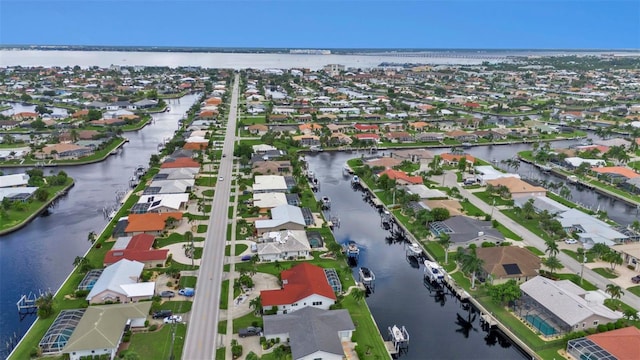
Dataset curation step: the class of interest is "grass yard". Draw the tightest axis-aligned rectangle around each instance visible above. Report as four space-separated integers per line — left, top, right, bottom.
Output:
592 267 618 279
235 244 248 254
220 279 230 309
197 224 208 233
526 246 544 256
156 300 193 314
627 285 640 297
474 191 514 207
179 276 198 288
494 223 522 241
460 200 486 217
128 323 187 360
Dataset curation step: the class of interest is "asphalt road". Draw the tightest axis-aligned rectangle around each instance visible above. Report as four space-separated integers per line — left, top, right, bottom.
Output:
441 171 640 310
183 74 239 360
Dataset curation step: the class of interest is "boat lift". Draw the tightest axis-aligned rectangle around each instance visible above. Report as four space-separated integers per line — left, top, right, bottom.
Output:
386 325 409 355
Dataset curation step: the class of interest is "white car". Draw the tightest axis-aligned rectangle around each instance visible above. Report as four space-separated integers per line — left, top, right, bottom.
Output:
219 176 224 181
564 238 578 245
163 315 183 324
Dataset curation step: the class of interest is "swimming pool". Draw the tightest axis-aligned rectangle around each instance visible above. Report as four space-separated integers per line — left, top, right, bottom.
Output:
525 314 557 336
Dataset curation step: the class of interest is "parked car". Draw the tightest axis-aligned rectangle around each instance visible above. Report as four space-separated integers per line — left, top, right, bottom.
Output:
152 310 173 319
564 238 578 245
178 288 195 297
241 255 252 261
163 315 183 324
159 290 175 298
632 275 640 284
238 326 262 338
250 243 258 253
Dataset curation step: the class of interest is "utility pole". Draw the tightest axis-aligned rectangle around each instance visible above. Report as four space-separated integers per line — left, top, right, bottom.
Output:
490 198 496 219
579 250 586 285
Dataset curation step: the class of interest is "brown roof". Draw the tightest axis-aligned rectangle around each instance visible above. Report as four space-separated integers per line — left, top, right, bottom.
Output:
365 157 402 169
423 199 463 216
587 326 640 360
125 212 183 233
475 247 541 279
486 177 546 195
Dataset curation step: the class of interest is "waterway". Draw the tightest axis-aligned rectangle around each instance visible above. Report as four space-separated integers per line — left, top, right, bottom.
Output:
306 151 527 360
0 94 199 357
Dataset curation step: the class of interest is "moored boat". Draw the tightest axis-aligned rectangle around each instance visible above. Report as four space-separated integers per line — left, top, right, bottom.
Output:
424 260 446 283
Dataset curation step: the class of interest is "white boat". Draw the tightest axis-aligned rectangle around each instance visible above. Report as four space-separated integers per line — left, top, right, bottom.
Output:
407 243 422 255
352 175 359 184
424 260 446 283
390 325 406 342
567 175 578 183
346 241 360 257
359 267 375 283
322 196 331 209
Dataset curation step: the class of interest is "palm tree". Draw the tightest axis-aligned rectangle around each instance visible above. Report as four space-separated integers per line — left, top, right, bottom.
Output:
35 292 54 318
545 239 559 258
543 256 562 276
249 295 263 315
351 288 366 303
605 284 624 300
460 249 484 289
438 233 452 264
87 231 97 244
184 231 194 267
559 186 572 200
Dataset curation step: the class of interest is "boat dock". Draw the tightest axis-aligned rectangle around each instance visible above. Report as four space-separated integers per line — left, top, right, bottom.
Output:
385 325 409 356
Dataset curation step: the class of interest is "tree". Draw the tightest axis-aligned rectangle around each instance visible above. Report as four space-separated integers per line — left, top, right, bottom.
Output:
603 250 623 271
351 288 366 303
487 279 521 305
559 186 572 200
589 243 610 260
249 295 263 315
73 256 87 268
34 188 49 202
623 308 639 321
459 248 484 289
87 231 97 244
35 292 54 318
543 256 562 276
605 284 624 300
438 233 452 264
431 207 451 221
184 231 194 267
520 199 536 220
123 351 141 360
35 104 52 115
544 239 559 258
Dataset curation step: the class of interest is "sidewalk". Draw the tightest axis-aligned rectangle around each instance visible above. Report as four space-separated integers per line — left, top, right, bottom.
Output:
436 170 640 310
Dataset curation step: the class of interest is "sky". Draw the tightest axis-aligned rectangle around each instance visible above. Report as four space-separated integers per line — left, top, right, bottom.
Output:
0 0 638 49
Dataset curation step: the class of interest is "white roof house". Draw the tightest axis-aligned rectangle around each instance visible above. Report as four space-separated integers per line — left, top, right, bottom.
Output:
155 167 198 180
257 230 311 261
86 259 155 304
520 276 622 329
474 165 520 185
0 186 38 201
146 179 194 194
253 175 288 193
136 193 189 212
0 173 29 188
253 192 288 209
564 157 606 168
404 184 447 199
255 204 306 235
514 195 570 215
253 144 278 154
557 208 628 246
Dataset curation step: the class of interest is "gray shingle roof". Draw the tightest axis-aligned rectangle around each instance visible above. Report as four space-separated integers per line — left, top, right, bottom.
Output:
264 307 354 359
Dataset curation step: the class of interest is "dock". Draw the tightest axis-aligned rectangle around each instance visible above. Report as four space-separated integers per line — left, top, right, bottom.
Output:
386 325 409 356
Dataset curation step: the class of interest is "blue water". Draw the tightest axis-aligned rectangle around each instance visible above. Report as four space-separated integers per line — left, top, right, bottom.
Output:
524 314 557 336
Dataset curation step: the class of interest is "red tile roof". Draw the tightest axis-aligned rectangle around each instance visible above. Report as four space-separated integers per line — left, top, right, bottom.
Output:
440 153 476 163
160 158 200 168
378 169 423 185
592 166 640 179
463 102 480 108
354 133 380 140
125 212 183 233
587 326 640 360
260 263 336 306
104 234 168 265
354 123 379 131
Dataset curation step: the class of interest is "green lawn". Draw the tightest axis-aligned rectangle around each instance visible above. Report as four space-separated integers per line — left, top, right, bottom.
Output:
561 249 594 263
340 295 389 359
215 347 226 360
220 279 230 309
494 223 522 241
525 246 544 256
202 189 215 197
232 312 263 333
553 273 598 291
128 323 187 360
235 244 248 254
627 285 640 297
179 276 198 288
474 191 514 207
197 224 208 233
501 210 554 242
460 200 486 217
156 300 193 314
592 267 618 279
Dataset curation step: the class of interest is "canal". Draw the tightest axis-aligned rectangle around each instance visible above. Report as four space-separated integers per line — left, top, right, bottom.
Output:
0 94 199 356
306 151 527 360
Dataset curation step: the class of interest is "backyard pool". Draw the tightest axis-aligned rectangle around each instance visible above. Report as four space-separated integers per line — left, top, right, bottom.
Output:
525 314 557 336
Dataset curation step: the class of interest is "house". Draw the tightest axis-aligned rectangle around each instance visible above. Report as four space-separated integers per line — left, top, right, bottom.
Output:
353 133 380 142
0 186 38 202
292 134 321 147
415 132 445 142
247 124 269 136
252 161 293 175
85 259 155 304
261 263 337 314
611 243 640 271
37 143 93 160
513 196 570 215
486 177 546 199
404 184 447 199
62 302 151 360
143 179 194 195
0 173 29 188
124 212 183 236
390 148 435 163
429 216 504 247
263 307 355 360
353 123 379 132
445 130 478 142
153 167 198 181
254 204 306 235
160 157 200 169
131 193 189 213
564 157 605 168
440 153 476 166
592 166 640 184
475 247 541 284
252 144 278 154
474 165 520 185
253 175 288 193
518 276 622 336
133 99 158 109
567 326 640 360
253 192 289 212
385 131 413 143
377 169 423 185
365 156 402 169
556 208 628 246
256 230 312 261
104 234 168 268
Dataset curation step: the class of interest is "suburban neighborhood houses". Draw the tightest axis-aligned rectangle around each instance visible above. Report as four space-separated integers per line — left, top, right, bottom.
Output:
4 54 640 360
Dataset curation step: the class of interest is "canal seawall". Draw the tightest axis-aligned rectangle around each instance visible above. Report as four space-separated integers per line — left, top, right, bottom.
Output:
349 165 540 360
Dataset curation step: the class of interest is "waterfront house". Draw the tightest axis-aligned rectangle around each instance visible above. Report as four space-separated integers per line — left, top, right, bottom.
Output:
377 169 423 185
440 153 476 166
485 177 547 199
133 99 158 109
256 230 312 261
365 156 402 169
611 243 640 272
474 165 520 185
254 204 306 235
261 263 337 315
103 234 168 268
390 148 435 163
353 133 380 143
62 302 151 360
160 157 200 169
86 259 155 304
556 208 628 246
36 143 93 160
252 160 293 175
132 193 189 213
429 215 505 247
153 167 198 180
124 212 183 236
404 184 447 199
445 130 478 142
292 134 321 147
144 179 194 194
253 175 289 193
513 195 570 215
518 276 622 336
475 247 541 284
253 192 288 212
252 144 278 154
0 173 29 188
567 326 640 360
591 166 640 184
263 307 355 360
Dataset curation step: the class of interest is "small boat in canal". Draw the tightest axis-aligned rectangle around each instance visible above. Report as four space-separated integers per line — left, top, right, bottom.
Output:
322 196 331 209
359 267 375 283
424 260 446 284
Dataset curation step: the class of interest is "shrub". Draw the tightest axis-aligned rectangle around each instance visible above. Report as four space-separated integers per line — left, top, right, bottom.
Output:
75 289 90 298
148 324 158 331
607 322 616 331
596 324 607 333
